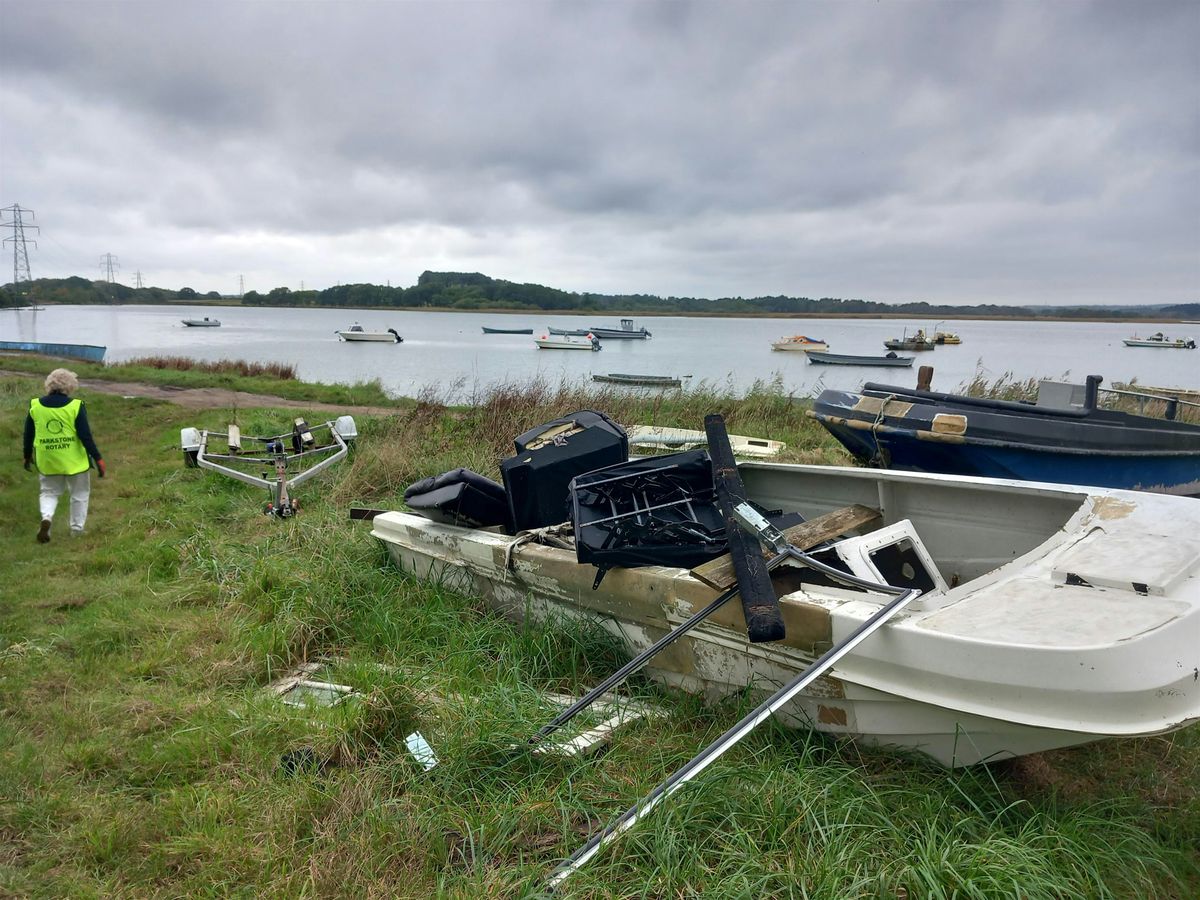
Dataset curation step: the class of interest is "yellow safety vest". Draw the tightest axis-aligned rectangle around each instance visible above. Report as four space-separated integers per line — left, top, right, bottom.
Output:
29 398 90 475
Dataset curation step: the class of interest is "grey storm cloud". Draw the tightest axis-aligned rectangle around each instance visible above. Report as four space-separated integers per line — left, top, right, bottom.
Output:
0 0 1196 304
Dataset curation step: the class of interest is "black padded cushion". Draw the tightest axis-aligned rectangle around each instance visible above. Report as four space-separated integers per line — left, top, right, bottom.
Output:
404 468 509 529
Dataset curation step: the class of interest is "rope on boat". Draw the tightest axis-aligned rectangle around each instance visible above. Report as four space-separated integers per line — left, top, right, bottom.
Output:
504 523 575 570
869 392 898 467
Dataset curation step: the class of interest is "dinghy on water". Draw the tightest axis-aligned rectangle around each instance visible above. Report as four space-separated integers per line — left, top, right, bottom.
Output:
535 333 601 351
181 317 221 327
373 451 1200 767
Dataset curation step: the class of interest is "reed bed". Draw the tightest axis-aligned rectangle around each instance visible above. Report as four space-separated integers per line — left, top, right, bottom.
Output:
121 355 299 380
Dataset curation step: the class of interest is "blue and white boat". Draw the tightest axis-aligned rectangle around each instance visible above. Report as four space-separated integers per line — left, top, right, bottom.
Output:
810 376 1200 497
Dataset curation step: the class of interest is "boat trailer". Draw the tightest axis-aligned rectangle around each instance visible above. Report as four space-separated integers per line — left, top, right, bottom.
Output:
180 416 358 517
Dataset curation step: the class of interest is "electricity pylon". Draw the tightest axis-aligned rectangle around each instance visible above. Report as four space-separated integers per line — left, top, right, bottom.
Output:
100 253 119 283
1 203 39 290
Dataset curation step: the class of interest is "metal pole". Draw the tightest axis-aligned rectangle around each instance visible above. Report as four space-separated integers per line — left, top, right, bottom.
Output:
546 581 918 891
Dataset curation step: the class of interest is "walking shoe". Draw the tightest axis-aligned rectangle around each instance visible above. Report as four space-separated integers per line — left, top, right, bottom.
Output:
37 519 51 543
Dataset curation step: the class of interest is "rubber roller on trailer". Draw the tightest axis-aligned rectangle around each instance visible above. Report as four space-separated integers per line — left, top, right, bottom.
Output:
704 413 786 643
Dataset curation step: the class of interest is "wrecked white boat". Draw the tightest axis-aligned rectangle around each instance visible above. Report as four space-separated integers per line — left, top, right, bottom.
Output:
371 463 1200 766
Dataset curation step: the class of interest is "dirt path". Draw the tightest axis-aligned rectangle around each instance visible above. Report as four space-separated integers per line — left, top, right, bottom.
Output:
2 370 401 416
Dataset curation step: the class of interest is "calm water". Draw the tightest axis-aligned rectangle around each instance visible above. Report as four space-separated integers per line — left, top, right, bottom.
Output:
2 305 1197 401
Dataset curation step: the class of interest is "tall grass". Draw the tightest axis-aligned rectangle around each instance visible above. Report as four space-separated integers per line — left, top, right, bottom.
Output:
0 374 1195 898
330 374 851 508
123 355 299 380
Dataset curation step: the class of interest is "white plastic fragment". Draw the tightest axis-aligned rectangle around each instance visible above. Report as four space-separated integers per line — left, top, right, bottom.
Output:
404 731 439 770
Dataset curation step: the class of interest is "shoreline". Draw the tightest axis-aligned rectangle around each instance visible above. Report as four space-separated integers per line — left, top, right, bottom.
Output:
6 301 1195 325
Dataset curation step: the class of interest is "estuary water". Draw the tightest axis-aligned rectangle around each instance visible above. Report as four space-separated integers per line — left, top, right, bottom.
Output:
2 305 1197 401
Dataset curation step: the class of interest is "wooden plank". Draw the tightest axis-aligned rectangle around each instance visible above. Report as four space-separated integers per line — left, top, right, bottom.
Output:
690 503 882 591
705 414 785 643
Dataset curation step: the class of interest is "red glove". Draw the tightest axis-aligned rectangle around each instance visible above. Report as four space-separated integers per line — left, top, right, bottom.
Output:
96 459 107 478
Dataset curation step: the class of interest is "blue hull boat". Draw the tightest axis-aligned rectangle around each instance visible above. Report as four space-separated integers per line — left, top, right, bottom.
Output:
810 376 1200 496
0 340 107 363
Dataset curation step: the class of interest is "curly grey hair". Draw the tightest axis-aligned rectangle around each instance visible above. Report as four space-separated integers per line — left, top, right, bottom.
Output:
45 368 79 394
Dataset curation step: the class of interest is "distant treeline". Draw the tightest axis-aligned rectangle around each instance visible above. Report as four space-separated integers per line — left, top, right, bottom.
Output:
4 271 1198 320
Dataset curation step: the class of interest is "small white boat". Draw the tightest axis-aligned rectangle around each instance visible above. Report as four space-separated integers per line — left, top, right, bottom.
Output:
535 333 600 351
1122 332 1196 349
770 335 828 352
626 425 785 457
372 463 1200 767
182 317 221 327
338 323 403 342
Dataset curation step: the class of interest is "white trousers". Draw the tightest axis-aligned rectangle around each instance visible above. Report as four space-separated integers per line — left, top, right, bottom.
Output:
39 471 92 534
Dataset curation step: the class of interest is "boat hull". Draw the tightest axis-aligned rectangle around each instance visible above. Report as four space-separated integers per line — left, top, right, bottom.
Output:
338 332 400 342
372 463 1200 766
535 337 599 350
592 374 682 387
1123 339 1195 349
807 351 913 367
0 340 107 363
482 327 534 334
771 340 828 352
810 387 1200 496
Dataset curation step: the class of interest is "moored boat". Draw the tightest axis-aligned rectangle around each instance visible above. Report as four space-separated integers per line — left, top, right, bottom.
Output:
592 373 682 387
535 333 601 351
1122 332 1196 349
883 328 935 351
587 318 652 339
181 317 221 327
934 331 961 345
338 323 403 342
806 351 913 368
770 335 829 352
482 326 534 335
372 459 1200 767
809 375 1200 496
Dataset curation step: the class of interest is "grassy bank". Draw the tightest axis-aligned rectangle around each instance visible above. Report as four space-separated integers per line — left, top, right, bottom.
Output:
1 371 1196 898
0 353 405 409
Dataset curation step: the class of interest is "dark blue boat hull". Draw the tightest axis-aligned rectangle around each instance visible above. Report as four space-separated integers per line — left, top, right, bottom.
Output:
819 420 1200 495
812 385 1200 496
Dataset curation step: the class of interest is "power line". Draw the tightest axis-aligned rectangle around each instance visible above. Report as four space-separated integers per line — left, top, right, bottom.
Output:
1 203 39 289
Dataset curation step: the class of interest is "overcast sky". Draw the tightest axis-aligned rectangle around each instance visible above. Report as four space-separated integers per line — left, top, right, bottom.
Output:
1 0 1197 306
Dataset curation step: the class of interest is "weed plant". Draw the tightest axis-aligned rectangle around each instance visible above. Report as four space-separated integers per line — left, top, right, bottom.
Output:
0 370 1195 897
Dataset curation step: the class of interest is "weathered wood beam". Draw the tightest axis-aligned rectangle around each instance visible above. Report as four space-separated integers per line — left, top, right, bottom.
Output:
690 503 882 591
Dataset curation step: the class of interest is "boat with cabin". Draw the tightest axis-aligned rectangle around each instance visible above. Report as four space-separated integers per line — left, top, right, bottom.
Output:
182 317 221 327
806 351 913 368
884 329 936 351
770 335 829 352
337 323 403 343
809 375 1200 496
1122 332 1196 349
372 445 1200 767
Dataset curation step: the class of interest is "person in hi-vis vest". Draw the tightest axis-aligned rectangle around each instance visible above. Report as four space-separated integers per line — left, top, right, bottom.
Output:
23 368 106 542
